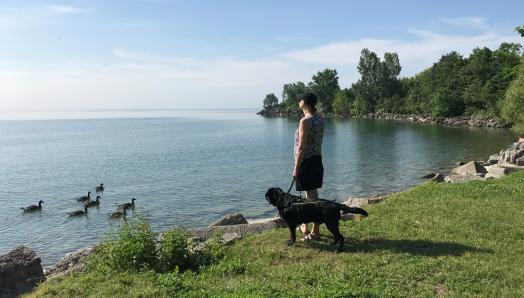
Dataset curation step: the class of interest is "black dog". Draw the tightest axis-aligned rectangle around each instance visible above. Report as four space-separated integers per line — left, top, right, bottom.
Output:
265 187 368 252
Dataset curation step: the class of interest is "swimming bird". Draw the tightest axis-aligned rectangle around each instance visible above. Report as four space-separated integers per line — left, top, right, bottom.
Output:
116 198 136 211
21 200 44 212
68 205 88 216
109 208 126 219
76 192 91 202
85 196 101 208
95 183 104 192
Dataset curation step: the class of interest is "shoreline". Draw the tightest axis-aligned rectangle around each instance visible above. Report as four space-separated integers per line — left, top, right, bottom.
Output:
3 140 523 295
257 109 509 129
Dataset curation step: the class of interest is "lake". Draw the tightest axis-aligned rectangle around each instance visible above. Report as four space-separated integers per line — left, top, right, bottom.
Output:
0 110 515 266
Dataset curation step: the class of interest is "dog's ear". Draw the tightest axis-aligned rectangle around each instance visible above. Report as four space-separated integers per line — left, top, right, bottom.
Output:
276 187 284 193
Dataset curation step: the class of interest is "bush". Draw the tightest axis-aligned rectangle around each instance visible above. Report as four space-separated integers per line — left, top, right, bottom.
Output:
157 229 190 272
87 216 223 275
97 217 157 272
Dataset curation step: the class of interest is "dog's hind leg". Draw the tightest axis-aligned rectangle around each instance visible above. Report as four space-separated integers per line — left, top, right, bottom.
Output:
325 222 345 252
287 224 297 246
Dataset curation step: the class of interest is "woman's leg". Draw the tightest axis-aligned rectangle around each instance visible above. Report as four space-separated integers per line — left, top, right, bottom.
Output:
307 189 320 236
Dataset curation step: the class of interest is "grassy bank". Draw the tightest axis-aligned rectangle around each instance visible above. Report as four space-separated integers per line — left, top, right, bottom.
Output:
28 171 524 297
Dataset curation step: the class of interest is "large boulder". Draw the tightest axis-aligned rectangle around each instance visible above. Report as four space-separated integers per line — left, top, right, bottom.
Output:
208 213 248 227
0 246 45 298
516 157 524 167
45 245 97 280
519 141 524 150
450 161 487 175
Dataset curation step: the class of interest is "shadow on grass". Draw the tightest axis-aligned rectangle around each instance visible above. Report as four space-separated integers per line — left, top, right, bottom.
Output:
305 237 493 256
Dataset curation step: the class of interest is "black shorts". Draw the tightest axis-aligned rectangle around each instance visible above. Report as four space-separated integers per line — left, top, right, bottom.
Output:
296 155 323 191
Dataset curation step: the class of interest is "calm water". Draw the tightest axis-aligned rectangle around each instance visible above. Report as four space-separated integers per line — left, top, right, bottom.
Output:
0 110 515 266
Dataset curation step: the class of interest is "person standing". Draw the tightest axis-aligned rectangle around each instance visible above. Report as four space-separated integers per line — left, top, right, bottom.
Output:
292 92 324 240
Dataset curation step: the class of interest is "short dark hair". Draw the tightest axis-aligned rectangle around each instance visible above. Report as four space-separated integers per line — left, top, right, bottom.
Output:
296 92 318 110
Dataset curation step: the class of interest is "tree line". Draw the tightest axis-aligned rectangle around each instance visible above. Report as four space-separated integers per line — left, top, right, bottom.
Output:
262 26 524 135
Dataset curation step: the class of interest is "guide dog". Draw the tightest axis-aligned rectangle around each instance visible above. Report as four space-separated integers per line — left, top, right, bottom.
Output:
265 187 368 252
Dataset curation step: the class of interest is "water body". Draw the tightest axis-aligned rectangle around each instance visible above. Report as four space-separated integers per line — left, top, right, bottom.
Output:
0 110 515 266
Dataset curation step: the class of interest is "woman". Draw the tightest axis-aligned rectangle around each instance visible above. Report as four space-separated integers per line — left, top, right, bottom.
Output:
292 92 324 240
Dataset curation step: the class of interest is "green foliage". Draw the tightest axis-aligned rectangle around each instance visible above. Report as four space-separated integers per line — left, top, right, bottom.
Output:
307 68 340 112
352 49 403 114
262 93 279 110
332 89 353 115
85 216 221 276
95 216 157 272
157 229 189 272
501 56 524 135
262 40 523 129
516 25 524 38
282 81 308 104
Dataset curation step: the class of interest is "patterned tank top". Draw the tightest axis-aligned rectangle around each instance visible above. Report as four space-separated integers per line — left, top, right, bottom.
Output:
294 113 324 161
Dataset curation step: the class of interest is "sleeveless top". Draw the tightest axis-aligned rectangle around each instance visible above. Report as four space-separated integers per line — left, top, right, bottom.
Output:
294 113 324 161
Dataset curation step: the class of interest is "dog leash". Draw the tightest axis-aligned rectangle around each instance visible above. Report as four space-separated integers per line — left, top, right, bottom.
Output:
286 177 302 198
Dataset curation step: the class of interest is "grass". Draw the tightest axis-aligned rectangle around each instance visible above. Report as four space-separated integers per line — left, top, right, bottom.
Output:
28 171 524 297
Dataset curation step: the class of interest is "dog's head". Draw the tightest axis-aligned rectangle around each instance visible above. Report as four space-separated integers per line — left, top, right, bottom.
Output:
265 187 284 206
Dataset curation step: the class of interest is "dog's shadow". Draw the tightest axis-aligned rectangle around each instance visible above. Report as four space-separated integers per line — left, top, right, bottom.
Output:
303 237 493 256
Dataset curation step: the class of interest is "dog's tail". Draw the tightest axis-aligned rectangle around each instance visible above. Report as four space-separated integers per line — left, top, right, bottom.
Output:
338 204 368 217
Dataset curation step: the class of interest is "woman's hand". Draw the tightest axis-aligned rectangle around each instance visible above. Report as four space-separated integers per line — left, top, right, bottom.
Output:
292 167 298 177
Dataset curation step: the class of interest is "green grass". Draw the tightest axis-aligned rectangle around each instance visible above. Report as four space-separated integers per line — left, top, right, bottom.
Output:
28 171 524 297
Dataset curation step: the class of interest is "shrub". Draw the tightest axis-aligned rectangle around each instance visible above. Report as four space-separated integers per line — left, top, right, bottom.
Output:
96 216 157 272
157 229 190 272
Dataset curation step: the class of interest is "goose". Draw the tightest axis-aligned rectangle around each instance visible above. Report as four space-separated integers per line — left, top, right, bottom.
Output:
85 196 101 208
76 191 91 202
95 183 104 192
116 198 136 211
109 208 126 219
68 205 88 216
21 200 44 212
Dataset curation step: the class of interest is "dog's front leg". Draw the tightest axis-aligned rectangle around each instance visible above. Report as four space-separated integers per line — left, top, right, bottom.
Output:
287 225 296 246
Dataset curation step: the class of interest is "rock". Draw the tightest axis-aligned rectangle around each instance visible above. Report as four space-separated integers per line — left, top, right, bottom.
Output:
519 141 524 150
430 173 445 183
221 232 242 245
485 165 508 177
421 172 437 179
343 194 388 208
450 161 487 176
343 197 369 208
444 174 483 183
208 213 248 227
516 157 524 166
0 246 45 298
45 245 97 280
192 217 287 240
487 154 501 165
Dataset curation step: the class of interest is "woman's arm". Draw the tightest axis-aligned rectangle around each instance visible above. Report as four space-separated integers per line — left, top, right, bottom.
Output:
293 118 310 177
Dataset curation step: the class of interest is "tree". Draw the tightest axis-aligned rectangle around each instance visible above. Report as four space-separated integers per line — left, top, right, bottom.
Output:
352 49 403 114
281 81 307 110
262 93 279 110
516 25 524 38
307 69 340 111
332 89 354 115
501 56 524 135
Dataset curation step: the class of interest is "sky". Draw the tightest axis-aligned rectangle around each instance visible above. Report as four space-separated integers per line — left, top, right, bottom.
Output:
0 0 523 110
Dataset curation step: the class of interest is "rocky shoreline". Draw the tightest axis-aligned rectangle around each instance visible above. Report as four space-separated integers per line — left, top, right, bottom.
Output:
1 141 523 297
257 109 509 129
